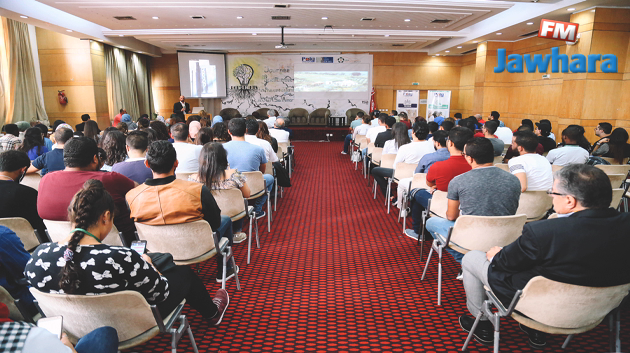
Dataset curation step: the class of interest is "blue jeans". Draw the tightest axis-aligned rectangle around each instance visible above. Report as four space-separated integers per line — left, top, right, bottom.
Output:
343 134 352 153
426 217 465 263
411 189 432 233
253 174 274 214
75 326 119 353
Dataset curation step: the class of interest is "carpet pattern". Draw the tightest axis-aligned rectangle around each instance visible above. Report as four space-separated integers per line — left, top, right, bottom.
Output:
130 141 628 352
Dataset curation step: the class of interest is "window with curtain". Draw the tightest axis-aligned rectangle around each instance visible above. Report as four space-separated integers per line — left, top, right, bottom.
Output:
104 45 153 121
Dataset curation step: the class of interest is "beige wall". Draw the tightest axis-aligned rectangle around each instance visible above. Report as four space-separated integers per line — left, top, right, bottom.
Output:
36 27 109 129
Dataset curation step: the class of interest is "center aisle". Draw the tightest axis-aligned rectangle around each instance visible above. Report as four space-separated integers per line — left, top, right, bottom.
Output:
133 141 626 353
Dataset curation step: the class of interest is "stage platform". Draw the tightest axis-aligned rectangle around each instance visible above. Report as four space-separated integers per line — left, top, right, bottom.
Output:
290 126 348 141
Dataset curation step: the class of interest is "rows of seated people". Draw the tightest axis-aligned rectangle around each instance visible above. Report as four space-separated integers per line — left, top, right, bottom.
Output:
344 110 630 349
0 111 294 351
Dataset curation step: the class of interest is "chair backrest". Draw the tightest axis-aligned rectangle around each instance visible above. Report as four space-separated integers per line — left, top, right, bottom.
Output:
20 174 42 191
44 220 123 246
354 135 366 144
371 148 383 165
450 214 527 252
346 108 366 120
0 285 23 321
276 146 283 161
256 108 270 118
264 161 274 175
278 142 289 156
551 164 564 173
175 172 194 180
428 190 448 218
0 217 40 251
409 173 427 190
611 188 624 209
596 164 630 176
380 154 396 169
309 108 330 126
135 220 215 261
601 156 630 165
393 162 417 181
218 108 241 120
211 189 246 221
515 191 553 221
494 163 509 172
607 174 626 189
30 288 158 343
515 276 630 329
493 155 504 165
503 144 510 154
288 108 309 125
241 171 266 199
367 142 375 155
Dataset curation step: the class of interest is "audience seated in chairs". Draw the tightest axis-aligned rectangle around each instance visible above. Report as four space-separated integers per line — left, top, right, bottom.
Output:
0 150 47 241
223 118 272 219
37 137 137 245
591 127 630 164
0 123 21 152
19 127 48 161
127 141 238 284
27 179 230 325
170 123 203 174
481 121 503 156
245 119 279 165
269 118 290 144
487 111 512 144
546 125 590 166
459 164 630 348
100 130 127 172
27 128 73 177
373 116 396 148
405 127 472 240
508 131 553 192
342 114 370 155
425 137 521 263
189 142 250 244
110 131 153 185
591 122 612 150
534 121 557 152
256 121 278 153
0 225 38 318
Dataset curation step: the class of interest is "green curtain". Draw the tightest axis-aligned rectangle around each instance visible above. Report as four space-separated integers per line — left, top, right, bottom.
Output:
104 45 153 121
2 19 47 127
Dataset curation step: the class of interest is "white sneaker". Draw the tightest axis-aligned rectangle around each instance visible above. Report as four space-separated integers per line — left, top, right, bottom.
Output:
233 232 247 244
404 229 420 240
456 271 463 281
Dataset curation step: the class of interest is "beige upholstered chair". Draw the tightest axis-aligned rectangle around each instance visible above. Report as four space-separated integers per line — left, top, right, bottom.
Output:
218 108 241 120
255 107 270 117
212 188 257 265
503 144 510 154
421 214 527 305
551 164 564 173
277 141 293 178
515 191 553 222
373 154 396 199
401 173 427 234
368 147 384 186
20 173 42 191
0 217 42 252
386 162 416 214
309 108 330 126
596 164 630 177
607 174 626 189
493 155 504 165
611 188 624 209
417 190 449 262
601 156 629 165
30 289 200 352
242 171 271 232
288 108 309 126
44 219 124 247
462 277 630 353
364 142 375 178
175 172 194 180
351 135 366 157
0 286 24 321
494 163 509 172
346 108 366 124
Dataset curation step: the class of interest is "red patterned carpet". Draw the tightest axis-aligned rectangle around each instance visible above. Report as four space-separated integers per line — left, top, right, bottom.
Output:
130 141 629 353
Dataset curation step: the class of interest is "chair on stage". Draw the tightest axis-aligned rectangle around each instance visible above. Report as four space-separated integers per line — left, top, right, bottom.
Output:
288 108 309 126
255 108 270 117
309 108 330 126
346 108 366 125
218 108 241 120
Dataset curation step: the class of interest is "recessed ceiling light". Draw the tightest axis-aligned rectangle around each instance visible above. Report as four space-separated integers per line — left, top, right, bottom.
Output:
97 39 103 42
237 16 243 19
66 29 73 32
404 19 411 22
473 41 479 43
152 16 159 20
321 17 328 20
526 22 533 25
496 32 502 35
119 35 124 37
384 34 389 37
252 33 257 35
436 54 440 56
457 46 462 48
20 15 28 19
445 50 450 52
567 8 575 11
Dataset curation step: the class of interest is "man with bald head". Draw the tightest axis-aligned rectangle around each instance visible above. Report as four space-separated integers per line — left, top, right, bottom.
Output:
173 95 191 119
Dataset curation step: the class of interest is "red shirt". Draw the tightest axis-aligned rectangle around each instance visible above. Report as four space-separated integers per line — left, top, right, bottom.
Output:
426 155 472 191
113 113 123 127
474 132 498 138
38 170 136 236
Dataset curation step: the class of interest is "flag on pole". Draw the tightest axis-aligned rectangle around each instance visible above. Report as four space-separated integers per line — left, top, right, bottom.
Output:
369 87 376 112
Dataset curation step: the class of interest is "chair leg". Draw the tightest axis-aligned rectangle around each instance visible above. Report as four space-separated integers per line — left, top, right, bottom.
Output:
221 254 227 290
462 312 484 351
255 216 260 249
274 180 278 212
493 326 500 353
247 215 253 264
615 309 621 353
230 251 241 291
386 179 392 213
562 334 574 349
437 246 442 306
373 179 378 199
420 246 434 281
186 325 200 353
267 193 272 231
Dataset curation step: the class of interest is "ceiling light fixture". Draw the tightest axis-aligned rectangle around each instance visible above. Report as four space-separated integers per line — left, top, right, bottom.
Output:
20 15 28 19
496 32 502 35
237 16 243 19
252 33 257 35
119 34 124 37
526 22 533 25
152 16 159 19
384 34 389 37
322 17 328 20
445 50 450 52
473 41 479 43
436 54 440 56
457 46 462 48
404 19 411 22
567 8 575 11
66 29 73 32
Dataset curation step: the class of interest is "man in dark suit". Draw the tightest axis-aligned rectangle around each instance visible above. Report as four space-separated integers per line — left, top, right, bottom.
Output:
373 116 395 148
459 164 630 348
173 95 190 119
75 114 90 132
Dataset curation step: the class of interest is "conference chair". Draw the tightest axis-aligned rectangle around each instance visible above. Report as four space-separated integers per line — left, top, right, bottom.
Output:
44 219 124 247
364 142 375 179
493 155 504 165
551 164 564 173
386 162 416 214
288 108 309 126
515 191 553 222
503 144 510 154
278 141 294 178
212 188 258 265
0 286 26 322
601 156 630 165
421 214 527 305
373 154 396 199
243 171 272 232
494 163 509 172
263 161 280 211
175 172 194 180
607 174 626 189
0 217 43 252
352 135 367 170
218 108 241 120
401 173 427 234
30 288 200 353
20 173 42 191
611 188 624 209
596 164 630 177
346 108 366 124
308 108 330 126
256 107 270 118
135 220 240 290
368 147 383 186
461 277 630 353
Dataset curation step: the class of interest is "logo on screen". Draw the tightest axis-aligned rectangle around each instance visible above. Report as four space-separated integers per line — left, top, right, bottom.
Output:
233 64 254 86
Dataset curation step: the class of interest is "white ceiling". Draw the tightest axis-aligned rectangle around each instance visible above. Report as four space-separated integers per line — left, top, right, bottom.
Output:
3 0 630 55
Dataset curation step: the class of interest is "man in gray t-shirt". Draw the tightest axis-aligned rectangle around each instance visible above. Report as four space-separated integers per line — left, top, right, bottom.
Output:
426 137 521 263
483 120 505 156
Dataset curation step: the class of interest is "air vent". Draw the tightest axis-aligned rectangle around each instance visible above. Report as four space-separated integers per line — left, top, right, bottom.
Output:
177 44 190 47
190 15 206 20
430 19 452 24
392 44 405 47
520 30 539 37
461 48 477 55
271 16 291 20
113 16 136 21
274 4 289 8
361 17 375 21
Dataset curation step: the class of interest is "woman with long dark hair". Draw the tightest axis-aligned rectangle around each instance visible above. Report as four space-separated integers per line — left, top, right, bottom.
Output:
25 179 230 325
592 127 630 164
19 127 48 160
195 127 214 145
84 120 100 144
149 120 170 141
257 121 278 153
101 130 127 171
212 122 231 142
382 122 410 155
190 143 250 243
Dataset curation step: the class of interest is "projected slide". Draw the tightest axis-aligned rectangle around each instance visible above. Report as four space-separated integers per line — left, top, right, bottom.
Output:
189 60 217 97
294 71 368 92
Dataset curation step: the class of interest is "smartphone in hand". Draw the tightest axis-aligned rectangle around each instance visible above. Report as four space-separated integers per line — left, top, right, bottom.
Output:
130 240 147 255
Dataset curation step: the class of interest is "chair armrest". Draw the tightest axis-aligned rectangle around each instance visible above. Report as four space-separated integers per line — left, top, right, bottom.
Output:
484 287 523 317
151 302 185 332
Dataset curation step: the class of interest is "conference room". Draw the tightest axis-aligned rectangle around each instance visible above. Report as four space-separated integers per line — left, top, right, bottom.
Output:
1 0 630 352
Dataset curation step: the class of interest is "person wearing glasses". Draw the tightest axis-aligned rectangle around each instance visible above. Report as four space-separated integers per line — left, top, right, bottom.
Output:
458 164 630 349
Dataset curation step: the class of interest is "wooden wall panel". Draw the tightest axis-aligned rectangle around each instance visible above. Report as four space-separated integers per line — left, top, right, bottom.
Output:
150 54 181 118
